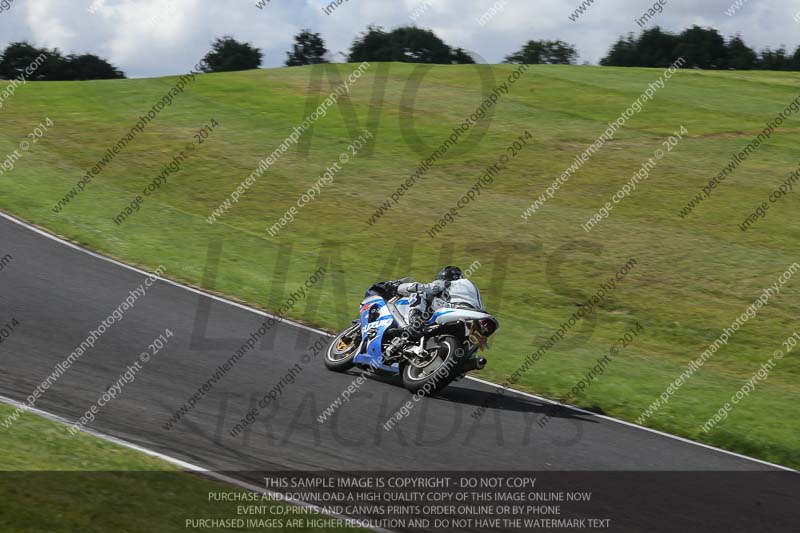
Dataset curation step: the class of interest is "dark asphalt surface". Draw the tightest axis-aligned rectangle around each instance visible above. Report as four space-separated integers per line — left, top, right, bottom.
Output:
0 213 796 532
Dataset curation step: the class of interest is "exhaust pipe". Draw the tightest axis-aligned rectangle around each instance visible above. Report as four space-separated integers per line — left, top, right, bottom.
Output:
463 357 487 372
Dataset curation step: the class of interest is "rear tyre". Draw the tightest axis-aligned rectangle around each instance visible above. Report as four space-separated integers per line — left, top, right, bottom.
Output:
401 335 464 396
324 323 361 372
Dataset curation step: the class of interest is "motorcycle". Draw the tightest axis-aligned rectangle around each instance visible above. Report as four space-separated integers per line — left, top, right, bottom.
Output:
323 278 499 395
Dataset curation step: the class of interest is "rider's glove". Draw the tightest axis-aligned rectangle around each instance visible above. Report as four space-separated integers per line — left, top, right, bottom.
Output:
397 282 418 296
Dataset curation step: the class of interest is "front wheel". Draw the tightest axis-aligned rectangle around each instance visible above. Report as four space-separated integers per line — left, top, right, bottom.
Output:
401 335 464 396
324 323 361 372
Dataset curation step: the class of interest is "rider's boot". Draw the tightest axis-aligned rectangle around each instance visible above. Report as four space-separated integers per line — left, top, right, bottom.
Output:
383 309 425 363
404 308 425 342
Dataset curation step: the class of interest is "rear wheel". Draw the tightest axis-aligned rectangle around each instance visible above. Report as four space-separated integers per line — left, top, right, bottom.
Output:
401 335 464 396
324 323 361 372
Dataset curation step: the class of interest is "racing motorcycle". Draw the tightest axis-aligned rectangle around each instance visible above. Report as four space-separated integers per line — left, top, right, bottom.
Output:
323 279 499 395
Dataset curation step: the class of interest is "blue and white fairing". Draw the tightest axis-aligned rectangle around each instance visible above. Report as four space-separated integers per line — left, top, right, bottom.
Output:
429 308 497 325
353 294 406 373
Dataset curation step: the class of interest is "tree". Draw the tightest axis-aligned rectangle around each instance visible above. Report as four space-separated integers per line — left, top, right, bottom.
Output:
725 35 757 70
285 30 329 66
636 27 680 67
450 47 476 64
792 46 800 70
348 26 474 64
505 40 578 65
349 26 392 62
0 42 124 80
758 47 791 71
601 34 638 66
0 42 52 80
60 54 125 80
201 36 262 73
674 26 726 69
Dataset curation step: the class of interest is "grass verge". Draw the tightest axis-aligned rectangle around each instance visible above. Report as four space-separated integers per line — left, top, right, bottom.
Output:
0 403 361 532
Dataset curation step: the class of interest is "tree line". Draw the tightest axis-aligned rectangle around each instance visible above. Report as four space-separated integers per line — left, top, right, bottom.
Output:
602 26 800 70
281 26 568 66
269 25 800 71
0 42 125 80
3 23 799 81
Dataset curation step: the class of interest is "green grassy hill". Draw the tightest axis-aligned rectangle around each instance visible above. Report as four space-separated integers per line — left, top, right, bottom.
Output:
1 63 798 468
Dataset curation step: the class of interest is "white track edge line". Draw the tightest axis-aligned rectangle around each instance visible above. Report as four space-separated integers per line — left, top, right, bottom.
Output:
0 211 329 337
0 395 390 533
1 209 796 474
464 376 797 473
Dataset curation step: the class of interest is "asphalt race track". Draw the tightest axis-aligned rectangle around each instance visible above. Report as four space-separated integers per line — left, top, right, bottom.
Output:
0 213 796 532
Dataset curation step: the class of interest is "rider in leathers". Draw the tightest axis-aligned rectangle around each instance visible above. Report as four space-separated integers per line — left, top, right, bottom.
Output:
386 266 483 358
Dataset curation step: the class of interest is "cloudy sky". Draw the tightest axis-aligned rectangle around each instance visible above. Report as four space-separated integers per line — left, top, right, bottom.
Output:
1 0 799 77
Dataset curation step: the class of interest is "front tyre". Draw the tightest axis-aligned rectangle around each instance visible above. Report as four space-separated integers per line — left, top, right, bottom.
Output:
401 335 464 396
324 323 361 372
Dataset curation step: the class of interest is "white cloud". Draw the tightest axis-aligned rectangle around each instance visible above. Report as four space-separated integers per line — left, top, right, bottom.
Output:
24 0 77 52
